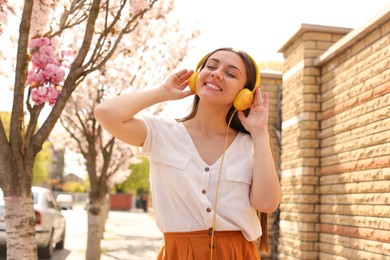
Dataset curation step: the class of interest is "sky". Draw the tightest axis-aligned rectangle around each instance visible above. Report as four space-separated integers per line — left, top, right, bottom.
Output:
175 0 390 65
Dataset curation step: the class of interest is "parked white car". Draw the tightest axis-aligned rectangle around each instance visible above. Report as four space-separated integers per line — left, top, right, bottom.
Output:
56 193 74 210
0 186 66 259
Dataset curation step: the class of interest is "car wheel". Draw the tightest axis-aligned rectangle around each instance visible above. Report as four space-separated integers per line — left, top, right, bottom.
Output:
55 229 66 249
39 231 54 259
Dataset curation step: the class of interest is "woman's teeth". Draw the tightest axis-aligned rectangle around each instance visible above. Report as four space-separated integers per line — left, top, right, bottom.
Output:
206 83 222 91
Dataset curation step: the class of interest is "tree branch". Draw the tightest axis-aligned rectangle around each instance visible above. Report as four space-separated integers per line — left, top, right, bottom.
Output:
59 117 87 156
82 0 158 76
98 136 115 188
62 112 85 134
52 0 90 37
0 117 11 187
31 0 103 150
9 0 33 158
75 109 90 138
23 104 44 154
81 0 128 72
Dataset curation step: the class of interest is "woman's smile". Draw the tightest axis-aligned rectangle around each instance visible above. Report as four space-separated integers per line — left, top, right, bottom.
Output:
205 82 222 91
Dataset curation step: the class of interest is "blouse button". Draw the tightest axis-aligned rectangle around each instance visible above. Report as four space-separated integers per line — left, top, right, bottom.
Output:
202 189 206 195
206 207 211 213
205 167 210 172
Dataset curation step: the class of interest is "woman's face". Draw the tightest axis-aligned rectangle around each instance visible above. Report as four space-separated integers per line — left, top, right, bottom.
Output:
197 50 247 107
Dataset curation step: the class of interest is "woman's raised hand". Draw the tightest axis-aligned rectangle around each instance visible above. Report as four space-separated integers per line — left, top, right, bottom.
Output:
238 88 270 134
161 69 194 100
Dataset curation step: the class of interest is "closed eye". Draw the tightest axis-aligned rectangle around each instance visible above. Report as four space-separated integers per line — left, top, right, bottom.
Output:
225 71 237 78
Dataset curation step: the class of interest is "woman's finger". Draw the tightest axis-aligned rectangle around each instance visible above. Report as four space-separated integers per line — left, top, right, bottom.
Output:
262 92 269 109
253 88 262 108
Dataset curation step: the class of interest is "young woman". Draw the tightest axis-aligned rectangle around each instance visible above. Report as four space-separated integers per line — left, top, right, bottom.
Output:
94 47 281 260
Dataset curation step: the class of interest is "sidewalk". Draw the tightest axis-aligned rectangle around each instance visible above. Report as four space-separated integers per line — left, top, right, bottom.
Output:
64 209 163 260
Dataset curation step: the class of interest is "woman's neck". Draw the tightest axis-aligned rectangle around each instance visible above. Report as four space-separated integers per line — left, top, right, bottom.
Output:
185 104 236 137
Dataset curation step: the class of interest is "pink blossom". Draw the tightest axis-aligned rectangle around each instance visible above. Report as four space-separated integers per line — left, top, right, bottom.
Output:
31 50 57 69
50 37 59 49
31 86 60 106
29 39 60 69
44 63 65 85
61 50 74 57
30 0 52 37
28 37 51 50
0 1 7 22
31 86 47 106
37 86 48 95
60 50 75 68
31 91 44 106
27 69 45 85
27 36 70 106
47 86 60 106
130 0 149 16
38 45 55 55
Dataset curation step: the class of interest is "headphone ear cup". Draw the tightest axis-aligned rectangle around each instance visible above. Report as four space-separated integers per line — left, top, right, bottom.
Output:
188 73 198 94
233 88 254 110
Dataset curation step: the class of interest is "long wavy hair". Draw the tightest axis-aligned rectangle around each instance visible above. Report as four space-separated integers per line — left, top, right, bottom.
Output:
177 47 258 135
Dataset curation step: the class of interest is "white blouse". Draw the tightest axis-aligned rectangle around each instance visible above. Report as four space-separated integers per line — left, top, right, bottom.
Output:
141 115 262 241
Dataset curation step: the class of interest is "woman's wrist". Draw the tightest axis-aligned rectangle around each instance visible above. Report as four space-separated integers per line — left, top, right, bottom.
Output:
250 128 269 137
146 87 171 103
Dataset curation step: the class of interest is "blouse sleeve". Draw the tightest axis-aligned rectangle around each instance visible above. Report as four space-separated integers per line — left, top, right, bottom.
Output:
139 115 153 156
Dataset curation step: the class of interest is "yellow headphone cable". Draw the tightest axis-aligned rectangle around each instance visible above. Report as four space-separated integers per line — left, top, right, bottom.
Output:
209 108 238 260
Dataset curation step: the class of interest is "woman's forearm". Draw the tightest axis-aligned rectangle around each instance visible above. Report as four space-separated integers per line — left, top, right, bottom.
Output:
94 88 168 124
250 131 281 213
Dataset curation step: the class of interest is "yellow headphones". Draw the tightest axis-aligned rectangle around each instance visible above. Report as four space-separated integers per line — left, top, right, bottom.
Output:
188 50 260 111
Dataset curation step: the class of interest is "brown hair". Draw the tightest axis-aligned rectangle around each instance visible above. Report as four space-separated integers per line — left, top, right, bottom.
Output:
259 212 270 253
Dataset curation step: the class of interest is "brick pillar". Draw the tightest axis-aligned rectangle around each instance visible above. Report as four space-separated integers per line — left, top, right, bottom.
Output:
277 24 350 259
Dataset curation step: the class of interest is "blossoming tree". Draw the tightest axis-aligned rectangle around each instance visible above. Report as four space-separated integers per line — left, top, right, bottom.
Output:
55 1 197 257
0 0 198 259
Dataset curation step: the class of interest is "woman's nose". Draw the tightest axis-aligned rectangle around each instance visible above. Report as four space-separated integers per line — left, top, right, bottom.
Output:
211 70 223 80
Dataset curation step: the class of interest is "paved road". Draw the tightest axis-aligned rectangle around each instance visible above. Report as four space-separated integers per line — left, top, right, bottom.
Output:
57 207 163 260
0 206 163 260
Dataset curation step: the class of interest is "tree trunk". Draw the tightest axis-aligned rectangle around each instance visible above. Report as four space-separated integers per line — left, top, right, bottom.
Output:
86 197 109 260
101 195 110 234
4 196 37 260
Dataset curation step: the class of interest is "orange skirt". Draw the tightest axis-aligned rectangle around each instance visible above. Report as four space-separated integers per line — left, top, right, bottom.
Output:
157 230 261 260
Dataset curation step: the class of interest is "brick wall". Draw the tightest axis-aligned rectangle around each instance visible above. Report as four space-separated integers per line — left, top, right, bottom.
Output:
277 6 390 260
259 71 282 259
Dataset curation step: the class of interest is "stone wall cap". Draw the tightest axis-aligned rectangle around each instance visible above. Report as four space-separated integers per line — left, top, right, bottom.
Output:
278 24 352 53
261 69 283 79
